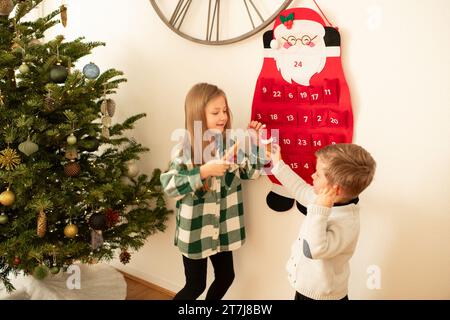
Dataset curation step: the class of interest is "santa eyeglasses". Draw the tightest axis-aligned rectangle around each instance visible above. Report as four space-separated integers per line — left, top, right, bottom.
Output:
282 35 318 47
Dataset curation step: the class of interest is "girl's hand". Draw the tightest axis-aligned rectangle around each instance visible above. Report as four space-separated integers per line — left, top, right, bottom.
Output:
200 158 232 179
247 120 265 145
266 143 282 166
315 186 339 208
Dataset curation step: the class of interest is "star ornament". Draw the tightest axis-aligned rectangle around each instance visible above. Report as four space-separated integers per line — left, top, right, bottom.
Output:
0 147 21 170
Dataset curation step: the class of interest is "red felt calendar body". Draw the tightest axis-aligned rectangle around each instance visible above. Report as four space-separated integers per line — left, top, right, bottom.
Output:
251 41 353 185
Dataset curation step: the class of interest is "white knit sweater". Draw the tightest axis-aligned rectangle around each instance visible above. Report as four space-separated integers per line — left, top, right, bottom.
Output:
272 160 360 300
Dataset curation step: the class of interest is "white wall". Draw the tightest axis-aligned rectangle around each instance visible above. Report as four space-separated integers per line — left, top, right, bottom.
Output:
44 0 450 299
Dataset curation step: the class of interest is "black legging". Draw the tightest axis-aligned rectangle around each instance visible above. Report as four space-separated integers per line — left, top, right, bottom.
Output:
173 251 235 300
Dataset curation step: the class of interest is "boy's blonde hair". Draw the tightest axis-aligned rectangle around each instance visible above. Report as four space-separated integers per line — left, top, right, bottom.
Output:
184 83 232 164
315 143 376 198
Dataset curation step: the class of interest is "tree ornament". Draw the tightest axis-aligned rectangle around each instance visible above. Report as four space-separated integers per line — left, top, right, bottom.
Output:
0 147 21 170
19 62 30 74
101 115 112 128
119 250 131 264
90 229 104 250
105 208 120 228
64 147 78 160
50 266 60 274
83 62 100 79
64 223 78 238
11 43 25 55
0 0 14 16
101 99 116 117
101 126 110 139
33 265 49 280
13 256 21 266
29 38 42 47
18 136 39 156
64 161 80 177
0 188 15 206
79 137 99 152
66 133 77 145
0 213 8 224
89 212 107 231
60 4 67 27
37 209 47 238
125 160 139 178
49 65 68 83
44 93 56 111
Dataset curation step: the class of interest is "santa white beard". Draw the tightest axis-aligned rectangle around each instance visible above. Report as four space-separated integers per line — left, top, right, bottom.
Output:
274 43 326 86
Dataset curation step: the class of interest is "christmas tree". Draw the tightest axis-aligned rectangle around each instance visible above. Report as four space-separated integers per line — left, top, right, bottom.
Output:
0 0 171 291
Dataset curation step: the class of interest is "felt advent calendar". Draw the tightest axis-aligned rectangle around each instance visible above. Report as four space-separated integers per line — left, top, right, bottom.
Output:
251 7 353 214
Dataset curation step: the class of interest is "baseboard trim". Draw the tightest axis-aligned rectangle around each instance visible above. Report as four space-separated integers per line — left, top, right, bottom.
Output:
119 270 176 298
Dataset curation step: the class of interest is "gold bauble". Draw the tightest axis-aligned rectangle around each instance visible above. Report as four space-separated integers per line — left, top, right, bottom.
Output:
0 189 15 206
0 147 21 171
64 223 78 238
37 210 47 238
0 0 14 16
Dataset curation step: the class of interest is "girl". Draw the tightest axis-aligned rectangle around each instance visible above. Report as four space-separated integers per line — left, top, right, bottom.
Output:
160 83 266 300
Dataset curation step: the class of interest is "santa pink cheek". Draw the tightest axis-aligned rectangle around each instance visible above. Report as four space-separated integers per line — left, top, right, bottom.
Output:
309 42 315 48
283 42 291 49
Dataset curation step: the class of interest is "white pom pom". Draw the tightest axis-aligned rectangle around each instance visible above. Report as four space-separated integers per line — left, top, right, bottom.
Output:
270 39 279 49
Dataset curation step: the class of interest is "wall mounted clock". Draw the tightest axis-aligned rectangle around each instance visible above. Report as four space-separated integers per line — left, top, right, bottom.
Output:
149 0 293 45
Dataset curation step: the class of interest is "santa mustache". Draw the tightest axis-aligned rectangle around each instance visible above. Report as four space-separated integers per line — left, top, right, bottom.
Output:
277 43 322 56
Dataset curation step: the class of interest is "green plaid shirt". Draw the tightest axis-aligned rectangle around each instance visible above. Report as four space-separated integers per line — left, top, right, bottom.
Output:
160 143 266 259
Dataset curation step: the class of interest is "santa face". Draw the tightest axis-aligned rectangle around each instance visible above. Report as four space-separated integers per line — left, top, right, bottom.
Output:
273 20 326 85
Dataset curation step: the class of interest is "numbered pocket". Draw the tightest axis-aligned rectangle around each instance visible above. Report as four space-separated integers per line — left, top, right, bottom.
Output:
309 86 323 104
253 110 267 123
297 85 310 104
295 133 311 151
280 132 295 150
284 85 297 103
323 79 339 104
267 110 283 125
300 157 316 184
328 110 347 128
282 110 298 127
328 134 345 145
311 133 327 151
284 156 302 175
271 84 284 102
260 78 274 102
313 110 328 128
297 109 312 127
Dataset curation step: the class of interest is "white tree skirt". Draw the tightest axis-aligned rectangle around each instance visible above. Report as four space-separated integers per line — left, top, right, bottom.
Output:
0 263 127 300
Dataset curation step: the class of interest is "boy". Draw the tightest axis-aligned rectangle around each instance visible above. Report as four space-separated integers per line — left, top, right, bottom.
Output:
268 143 376 300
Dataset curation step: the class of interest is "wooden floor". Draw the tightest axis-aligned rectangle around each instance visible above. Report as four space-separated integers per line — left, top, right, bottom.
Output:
122 272 175 300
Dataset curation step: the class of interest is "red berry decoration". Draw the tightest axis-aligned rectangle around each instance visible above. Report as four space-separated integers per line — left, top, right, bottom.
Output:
13 256 21 266
105 208 120 228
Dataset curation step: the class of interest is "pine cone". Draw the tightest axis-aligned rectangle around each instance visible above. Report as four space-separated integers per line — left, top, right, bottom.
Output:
64 162 81 177
119 250 131 264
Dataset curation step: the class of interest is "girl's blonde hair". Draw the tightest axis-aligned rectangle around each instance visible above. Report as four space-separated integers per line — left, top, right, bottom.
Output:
184 83 232 164
315 143 376 198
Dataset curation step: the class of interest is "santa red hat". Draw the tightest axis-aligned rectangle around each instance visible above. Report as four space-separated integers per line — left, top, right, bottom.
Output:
273 8 325 32
271 8 325 49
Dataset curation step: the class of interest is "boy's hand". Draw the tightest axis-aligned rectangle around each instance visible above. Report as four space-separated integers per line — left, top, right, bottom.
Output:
266 143 282 166
315 186 339 208
247 121 265 145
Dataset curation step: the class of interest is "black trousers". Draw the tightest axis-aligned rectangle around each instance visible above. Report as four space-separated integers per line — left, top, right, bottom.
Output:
295 291 349 300
173 251 235 300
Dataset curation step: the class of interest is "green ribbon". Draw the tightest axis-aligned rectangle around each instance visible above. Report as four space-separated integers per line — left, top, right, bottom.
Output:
280 13 294 24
